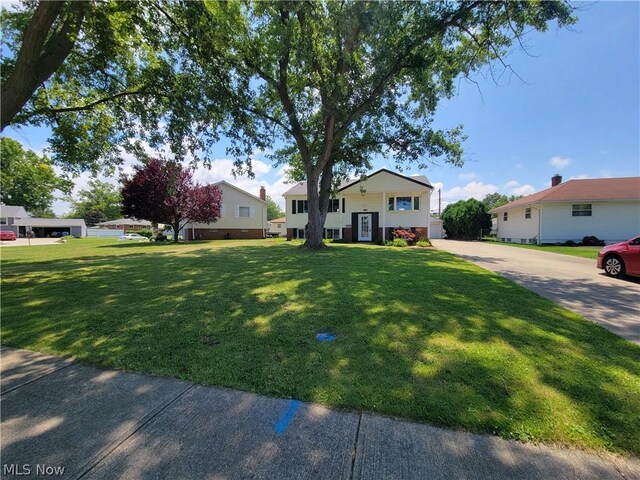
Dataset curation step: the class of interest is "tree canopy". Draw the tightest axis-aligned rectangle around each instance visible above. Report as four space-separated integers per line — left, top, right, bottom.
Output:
482 192 523 212
165 1 574 248
121 159 222 242
0 137 72 216
1 1 230 173
66 179 122 224
441 198 491 239
2 1 575 248
266 196 284 221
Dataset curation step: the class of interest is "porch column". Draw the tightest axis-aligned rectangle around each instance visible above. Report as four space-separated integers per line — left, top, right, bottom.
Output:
381 192 386 241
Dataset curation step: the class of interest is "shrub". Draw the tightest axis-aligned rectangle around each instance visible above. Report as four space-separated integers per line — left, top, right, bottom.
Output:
384 240 394 246
155 233 168 242
563 240 578 247
392 229 416 243
392 238 408 247
582 235 605 247
416 237 431 247
441 199 491 239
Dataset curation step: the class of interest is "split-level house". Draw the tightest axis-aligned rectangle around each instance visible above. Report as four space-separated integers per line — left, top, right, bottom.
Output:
491 175 640 244
283 168 434 242
182 181 268 240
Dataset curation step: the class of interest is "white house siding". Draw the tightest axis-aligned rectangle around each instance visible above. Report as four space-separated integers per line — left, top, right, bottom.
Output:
184 182 267 239
495 207 540 244
540 201 640 243
284 184 432 241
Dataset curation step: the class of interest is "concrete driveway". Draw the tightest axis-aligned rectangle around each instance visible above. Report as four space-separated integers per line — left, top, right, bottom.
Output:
431 240 640 344
2 346 637 480
0 238 63 247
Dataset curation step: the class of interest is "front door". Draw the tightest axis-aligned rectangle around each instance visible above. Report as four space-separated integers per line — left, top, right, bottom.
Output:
358 214 372 241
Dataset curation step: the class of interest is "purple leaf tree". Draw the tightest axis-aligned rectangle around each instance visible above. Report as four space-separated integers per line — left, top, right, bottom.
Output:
122 158 222 242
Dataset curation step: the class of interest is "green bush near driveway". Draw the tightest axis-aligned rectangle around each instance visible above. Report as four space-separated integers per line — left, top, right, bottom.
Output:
1 239 638 456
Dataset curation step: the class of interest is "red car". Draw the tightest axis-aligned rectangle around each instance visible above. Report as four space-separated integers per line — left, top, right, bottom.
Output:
0 229 17 241
597 236 640 278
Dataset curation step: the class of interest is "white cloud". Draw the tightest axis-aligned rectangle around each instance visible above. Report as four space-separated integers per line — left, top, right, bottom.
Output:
458 172 479 182
430 181 498 211
510 184 535 196
569 174 590 180
549 156 571 169
598 170 612 178
504 180 520 189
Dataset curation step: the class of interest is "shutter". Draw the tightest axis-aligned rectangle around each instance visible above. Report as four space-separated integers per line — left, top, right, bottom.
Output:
342 198 345 213
249 206 256 218
414 196 420 210
292 200 297 214
221 204 226 217
234 205 240 218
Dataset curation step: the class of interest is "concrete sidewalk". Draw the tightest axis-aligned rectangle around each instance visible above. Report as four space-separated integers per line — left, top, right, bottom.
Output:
1 347 638 479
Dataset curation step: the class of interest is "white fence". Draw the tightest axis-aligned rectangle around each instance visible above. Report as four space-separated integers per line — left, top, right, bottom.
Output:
87 228 123 238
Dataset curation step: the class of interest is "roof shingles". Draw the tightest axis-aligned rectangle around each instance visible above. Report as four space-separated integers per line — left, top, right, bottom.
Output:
491 177 640 213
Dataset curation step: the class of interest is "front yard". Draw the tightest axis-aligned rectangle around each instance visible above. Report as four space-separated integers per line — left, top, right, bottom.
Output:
1 238 638 456
482 239 602 259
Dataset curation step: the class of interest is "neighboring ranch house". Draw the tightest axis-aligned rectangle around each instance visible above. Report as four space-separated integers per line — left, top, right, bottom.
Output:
284 169 434 242
1 205 86 237
491 175 640 245
267 217 286 237
95 218 152 230
183 182 268 240
0 205 28 234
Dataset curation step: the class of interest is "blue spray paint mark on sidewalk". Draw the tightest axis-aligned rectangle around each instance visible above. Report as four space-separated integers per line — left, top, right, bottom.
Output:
274 399 301 436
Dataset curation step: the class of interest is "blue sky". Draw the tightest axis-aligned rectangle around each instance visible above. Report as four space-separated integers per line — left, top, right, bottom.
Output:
4 1 639 215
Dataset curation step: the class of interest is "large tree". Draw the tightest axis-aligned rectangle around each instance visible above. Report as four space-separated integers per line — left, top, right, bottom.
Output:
1 1 231 173
121 159 222 243
67 179 122 223
164 1 574 249
0 137 72 216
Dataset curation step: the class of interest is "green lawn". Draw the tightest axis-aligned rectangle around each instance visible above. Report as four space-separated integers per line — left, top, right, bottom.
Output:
483 240 602 259
2 238 639 456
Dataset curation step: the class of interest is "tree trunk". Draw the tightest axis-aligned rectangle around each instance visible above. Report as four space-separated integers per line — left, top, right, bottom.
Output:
172 220 180 243
302 172 326 249
1 1 87 131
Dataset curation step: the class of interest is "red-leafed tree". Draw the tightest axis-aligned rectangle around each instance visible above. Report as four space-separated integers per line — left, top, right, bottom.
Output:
121 158 222 243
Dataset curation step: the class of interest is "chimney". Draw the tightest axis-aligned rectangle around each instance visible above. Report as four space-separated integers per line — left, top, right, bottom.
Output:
259 186 266 201
551 174 562 187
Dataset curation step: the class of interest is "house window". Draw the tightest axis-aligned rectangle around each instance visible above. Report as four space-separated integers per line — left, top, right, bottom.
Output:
525 208 531 219
388 196 421 211
396 196 412 211
323 228 340 239
503 212 508 221
277 224 282 229
297 200 308 213
0 217 6 225
239 206 250 218
327 199 340 213
572 204 592 217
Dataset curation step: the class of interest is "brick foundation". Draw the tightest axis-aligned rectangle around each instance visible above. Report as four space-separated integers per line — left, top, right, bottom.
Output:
185 228 265 240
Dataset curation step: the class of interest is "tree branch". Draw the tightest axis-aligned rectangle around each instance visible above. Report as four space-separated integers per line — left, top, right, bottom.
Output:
36 90 163 115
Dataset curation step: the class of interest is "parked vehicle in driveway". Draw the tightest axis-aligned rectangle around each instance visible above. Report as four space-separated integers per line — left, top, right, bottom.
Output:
0 229 17 241
118 233 148 241
597 236 640 278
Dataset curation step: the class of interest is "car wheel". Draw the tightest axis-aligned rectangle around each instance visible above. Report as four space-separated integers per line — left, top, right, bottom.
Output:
603 255 625 279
